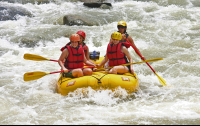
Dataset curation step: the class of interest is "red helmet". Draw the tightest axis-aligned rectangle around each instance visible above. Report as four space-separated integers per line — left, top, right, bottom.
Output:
76 30 86 40
70 34 80 41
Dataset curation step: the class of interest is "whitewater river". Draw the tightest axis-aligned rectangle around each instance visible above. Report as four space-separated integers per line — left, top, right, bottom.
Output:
0 0 200 124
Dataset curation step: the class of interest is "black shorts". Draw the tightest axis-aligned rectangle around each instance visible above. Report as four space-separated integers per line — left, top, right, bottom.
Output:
62 70 74 78
126 65 131 73
62 69 84 78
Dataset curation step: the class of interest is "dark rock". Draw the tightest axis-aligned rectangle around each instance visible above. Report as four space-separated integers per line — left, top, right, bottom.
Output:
83 2 112 8
80 0 105 2
19 37 40 48
191 0 200 7
100 4 112 9
63 15 98 26
0 0 16 3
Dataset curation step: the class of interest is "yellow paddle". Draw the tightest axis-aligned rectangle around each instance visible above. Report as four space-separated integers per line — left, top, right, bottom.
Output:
24 66 95 82
95 58 163 71
24 71 55 81
125 38 167 86
24 53 60 62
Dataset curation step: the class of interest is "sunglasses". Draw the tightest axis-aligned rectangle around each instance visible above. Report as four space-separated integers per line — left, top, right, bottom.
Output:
117 25 126 29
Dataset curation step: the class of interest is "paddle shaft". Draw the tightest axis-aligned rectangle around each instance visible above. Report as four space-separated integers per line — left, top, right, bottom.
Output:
96 58 162 71
125 38 156 73
24 53 64 62
125 38 167 86
24 54 90 65
50 59 59 62
24 66 96 81
50 66 95 74
50 70 64 74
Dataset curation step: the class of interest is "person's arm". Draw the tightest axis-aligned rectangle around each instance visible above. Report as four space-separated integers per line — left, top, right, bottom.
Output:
86 48 90 60
122 46 134 73
127 36 146 60
58 48 69 73
121 33 126 42
92 55 108 72
98 55 108 68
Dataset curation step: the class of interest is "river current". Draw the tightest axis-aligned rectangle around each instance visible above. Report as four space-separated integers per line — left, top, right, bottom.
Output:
0 0 200 124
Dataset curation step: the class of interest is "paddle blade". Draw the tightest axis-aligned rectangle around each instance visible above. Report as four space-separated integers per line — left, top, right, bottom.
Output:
155 72 167 86
24 71 49 81
24 53 49 61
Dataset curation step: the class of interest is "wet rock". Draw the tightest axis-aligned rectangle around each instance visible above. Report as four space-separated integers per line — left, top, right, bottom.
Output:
0 6 32 21
83 2 112 8
80 0 105 2
191 0 200 7
80 0 111 8
32 0 52 4
0 0 16 3
100 4 112 9
19 38 40 48
63 15 98 26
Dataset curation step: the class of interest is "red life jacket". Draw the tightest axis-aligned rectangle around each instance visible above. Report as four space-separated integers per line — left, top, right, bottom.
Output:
61 42 88 56
64 45 84 69
107 43 127 67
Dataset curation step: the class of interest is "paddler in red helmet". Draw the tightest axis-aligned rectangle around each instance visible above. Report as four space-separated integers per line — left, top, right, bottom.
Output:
58 34 96 78
61 30 94 64
76 30 94 64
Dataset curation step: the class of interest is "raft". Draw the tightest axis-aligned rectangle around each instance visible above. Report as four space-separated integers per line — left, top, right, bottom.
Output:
56 57 139 95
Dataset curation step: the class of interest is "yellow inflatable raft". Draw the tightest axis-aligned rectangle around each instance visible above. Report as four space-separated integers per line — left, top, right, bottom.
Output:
56 57 139 96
